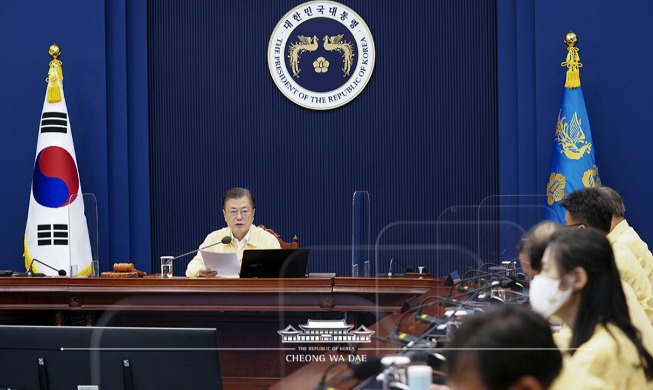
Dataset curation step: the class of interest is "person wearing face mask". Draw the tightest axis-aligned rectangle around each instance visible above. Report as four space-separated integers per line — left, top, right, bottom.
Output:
185 187 281 278
519 221 653 357
560 187 653 323
530 228 653 389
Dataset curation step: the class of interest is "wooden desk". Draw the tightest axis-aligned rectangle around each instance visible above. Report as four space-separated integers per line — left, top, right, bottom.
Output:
0 276 439 390
270 284 450 390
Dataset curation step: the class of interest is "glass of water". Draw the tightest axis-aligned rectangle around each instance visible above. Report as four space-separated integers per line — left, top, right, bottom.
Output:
160 256 173 278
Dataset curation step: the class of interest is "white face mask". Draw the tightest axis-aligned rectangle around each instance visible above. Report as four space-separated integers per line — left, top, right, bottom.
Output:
529 274 573 319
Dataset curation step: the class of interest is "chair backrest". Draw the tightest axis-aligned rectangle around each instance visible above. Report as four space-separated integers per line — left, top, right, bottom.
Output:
258 225 299 249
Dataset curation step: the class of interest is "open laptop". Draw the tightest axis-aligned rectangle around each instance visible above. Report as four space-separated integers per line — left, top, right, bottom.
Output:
239 248 310 278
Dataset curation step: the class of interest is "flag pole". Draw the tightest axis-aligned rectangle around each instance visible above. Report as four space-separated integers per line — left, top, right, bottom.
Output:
544 32 601 222
46 44 64 103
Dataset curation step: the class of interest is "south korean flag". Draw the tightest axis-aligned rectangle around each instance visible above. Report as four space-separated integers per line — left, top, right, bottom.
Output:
24 51 92 276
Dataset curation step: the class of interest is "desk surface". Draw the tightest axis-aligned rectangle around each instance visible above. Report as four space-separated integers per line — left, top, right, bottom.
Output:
270 284 450 390
0 275 438 312
0 276 441 390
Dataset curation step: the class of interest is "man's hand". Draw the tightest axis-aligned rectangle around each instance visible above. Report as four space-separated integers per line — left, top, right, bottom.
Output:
198 268 218 278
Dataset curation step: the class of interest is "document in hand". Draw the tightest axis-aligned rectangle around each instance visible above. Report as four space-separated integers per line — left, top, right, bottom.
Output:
200 250 240 278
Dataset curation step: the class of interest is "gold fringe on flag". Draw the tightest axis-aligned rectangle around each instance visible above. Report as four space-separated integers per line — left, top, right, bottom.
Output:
23 234 33 272
45 44 64 103
561 32 582 89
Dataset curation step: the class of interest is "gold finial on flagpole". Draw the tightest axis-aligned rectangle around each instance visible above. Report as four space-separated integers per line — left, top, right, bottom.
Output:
48 44 61 59
564 32 577 47
46 44 64 103
561 32 582 89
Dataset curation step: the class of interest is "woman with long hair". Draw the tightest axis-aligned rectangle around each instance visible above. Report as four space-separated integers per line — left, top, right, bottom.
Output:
530 228 653 389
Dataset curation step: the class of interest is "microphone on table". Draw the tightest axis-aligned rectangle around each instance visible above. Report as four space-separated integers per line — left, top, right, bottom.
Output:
413 312 445 327
392 279 512 346
166 235 232 262
16 258 67 276
387 258 413 277
454 278 520 299
448 269 523 296
161 236 232 278
402 342 448 371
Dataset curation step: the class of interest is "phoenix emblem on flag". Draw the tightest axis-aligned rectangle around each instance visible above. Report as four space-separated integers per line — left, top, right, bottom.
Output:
582 165 601 187
546 173 566 205
555 111 592 160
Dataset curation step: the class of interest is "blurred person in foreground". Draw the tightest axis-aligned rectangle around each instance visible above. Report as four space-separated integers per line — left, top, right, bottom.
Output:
185 187 280 278
518 221 563 279
443 304 605 390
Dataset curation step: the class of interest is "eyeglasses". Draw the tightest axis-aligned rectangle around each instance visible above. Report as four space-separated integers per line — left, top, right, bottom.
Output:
565 223 585 229
226 209 252 218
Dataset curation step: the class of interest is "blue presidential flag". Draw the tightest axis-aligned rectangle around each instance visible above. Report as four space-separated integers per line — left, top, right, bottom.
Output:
544 33 601 223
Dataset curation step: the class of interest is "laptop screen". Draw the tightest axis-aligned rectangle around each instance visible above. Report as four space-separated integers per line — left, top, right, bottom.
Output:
239 248 310 278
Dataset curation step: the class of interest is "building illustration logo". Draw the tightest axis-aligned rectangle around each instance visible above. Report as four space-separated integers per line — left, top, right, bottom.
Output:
267 1 376 110
278 319 374 343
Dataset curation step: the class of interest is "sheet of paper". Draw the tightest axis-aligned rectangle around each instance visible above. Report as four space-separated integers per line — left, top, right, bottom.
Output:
200 250 240 278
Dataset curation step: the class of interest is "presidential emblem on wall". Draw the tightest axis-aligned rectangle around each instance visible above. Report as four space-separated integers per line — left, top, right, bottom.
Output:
267 1 376 110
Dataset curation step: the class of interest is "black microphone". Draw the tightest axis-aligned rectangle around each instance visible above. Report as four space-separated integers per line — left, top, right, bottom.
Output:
412 294 478 328
505 274 529 289
447 269 498 295
456 279 516 295
390 330 439 346
26 258 40 276
19 258 66 276
448 270 517 296
402 342 447 371
324 357 384 388
393 288 484 341
392 279 506 346
413 312 445 327
387 258 414 277
167 236 232 262
461 276 525 291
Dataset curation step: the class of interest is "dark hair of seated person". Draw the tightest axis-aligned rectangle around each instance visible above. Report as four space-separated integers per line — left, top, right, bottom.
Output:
222 187 255 209
447 304 562 389
518 220 563 273
559 187 612 232
546 228 653 379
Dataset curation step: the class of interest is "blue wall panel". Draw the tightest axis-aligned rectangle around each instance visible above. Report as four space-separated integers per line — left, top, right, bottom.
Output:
147 0 499 276
3 1 652 275
497 0 653 250
0 0 110 272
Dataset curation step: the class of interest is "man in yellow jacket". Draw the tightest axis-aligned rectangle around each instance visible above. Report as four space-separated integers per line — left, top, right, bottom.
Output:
561 187 653 323
598 186 653 295
185 187 280 278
